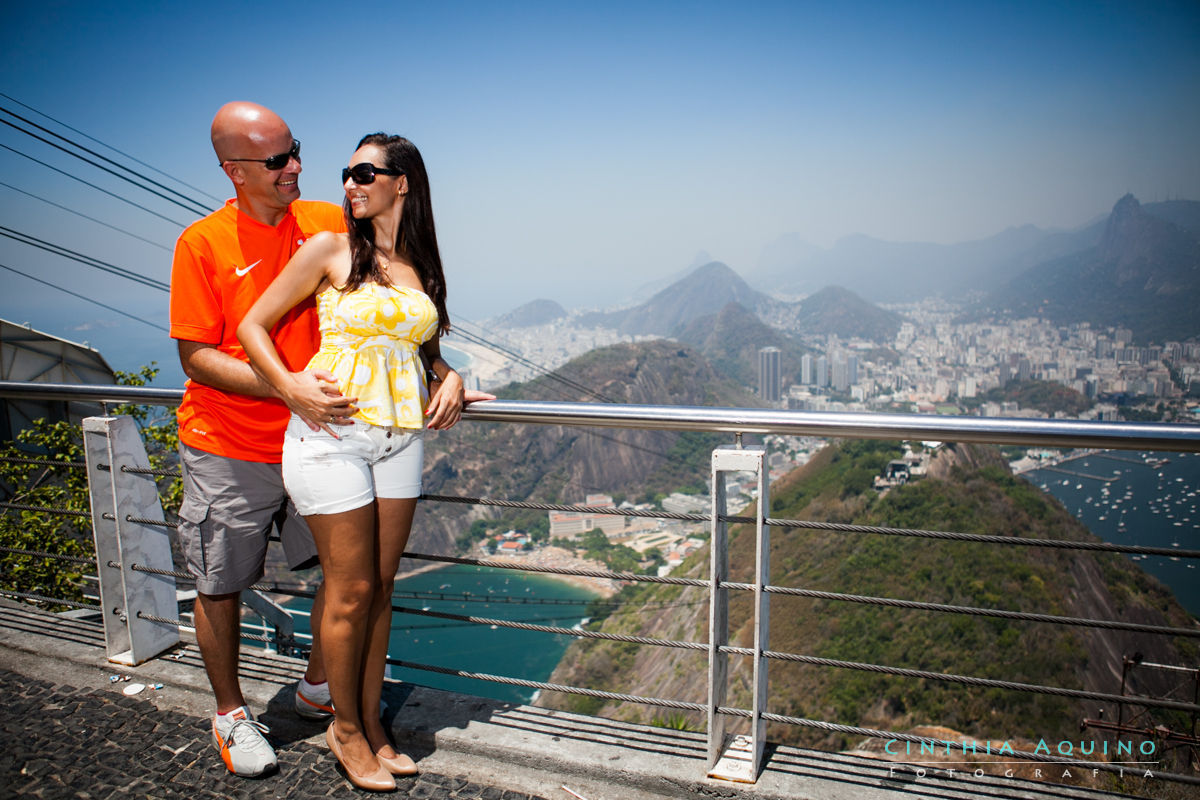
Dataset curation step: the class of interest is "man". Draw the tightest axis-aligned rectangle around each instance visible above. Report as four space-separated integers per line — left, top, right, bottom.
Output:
169 102 352 777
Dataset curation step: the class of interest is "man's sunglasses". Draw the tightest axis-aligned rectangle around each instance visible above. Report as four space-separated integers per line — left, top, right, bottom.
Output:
342 163 404 185
223 139 301 170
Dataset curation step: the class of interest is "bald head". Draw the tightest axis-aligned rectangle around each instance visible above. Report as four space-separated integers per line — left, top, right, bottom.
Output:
211 101 291 163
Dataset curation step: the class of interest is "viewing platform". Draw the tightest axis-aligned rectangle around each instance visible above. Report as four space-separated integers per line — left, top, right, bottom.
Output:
2 380 1199 799
1 598 1127 800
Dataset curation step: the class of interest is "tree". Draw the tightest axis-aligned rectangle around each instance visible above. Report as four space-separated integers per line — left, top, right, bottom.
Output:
0 366 180 609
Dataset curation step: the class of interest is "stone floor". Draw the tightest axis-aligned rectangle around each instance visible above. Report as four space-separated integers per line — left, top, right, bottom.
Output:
0 667 548 800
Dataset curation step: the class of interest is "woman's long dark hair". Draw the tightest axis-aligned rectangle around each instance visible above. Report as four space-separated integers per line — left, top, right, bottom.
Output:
342 133 450 334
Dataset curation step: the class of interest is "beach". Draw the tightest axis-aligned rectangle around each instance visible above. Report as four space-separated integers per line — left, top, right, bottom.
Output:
483 545 621 598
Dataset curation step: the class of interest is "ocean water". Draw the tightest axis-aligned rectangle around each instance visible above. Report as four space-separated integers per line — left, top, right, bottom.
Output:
1026 450 1200 618
283 564 596 704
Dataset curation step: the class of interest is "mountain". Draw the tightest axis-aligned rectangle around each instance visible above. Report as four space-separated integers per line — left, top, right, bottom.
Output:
674 302 811 387
491 299 567 328
1142 199 1200 239
785 285 905 341
979 195 1200 343
408 340 763 557
578 262 775 336
751 226 1071 303
749 199 1197 306
538 441 1196 752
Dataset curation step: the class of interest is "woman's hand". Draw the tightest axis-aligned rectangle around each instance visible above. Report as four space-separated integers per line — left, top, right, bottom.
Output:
425 370 465 430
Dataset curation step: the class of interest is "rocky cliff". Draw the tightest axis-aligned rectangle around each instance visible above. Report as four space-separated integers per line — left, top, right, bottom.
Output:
405 340 761 563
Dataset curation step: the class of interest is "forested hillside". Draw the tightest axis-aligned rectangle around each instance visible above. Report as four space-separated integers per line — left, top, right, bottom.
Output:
539 440 1198 759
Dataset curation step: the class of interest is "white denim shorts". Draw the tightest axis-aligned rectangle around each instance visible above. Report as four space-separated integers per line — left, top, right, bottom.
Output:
281 415 424 516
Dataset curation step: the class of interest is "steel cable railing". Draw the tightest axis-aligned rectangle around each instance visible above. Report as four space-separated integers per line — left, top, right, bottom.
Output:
0 588 97 610
428 493 1200 559
4 382 1200 787
113 549 1200 719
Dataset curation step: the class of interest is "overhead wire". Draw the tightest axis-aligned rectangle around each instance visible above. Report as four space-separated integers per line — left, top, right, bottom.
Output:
0 116 210 217
0 143 189 227
0 262 167 332
0 226 170 291
0 181 174 253
0 104 213 215
448 318 616 403
0 92 224 205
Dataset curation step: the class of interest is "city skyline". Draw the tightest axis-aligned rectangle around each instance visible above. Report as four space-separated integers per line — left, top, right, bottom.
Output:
2 1 1198 382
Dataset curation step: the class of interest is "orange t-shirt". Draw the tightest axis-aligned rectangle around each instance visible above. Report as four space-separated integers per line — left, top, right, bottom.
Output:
170 199 346 462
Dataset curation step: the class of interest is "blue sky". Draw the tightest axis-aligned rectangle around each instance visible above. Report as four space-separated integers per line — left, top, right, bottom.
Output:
1 1 1198 385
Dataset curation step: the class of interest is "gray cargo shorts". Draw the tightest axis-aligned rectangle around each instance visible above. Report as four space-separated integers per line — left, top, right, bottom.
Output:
177 443 318 595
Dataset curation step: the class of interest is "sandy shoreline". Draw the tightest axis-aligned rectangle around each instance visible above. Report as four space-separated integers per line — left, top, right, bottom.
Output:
482 546 620 598
280 547 619 598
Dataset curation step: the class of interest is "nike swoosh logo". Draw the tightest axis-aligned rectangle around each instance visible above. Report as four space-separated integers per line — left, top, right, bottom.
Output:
235 259 262 277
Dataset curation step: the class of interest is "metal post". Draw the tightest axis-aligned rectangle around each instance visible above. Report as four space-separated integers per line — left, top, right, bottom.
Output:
707 444 769 783
240 588 297 656
83 416 179 665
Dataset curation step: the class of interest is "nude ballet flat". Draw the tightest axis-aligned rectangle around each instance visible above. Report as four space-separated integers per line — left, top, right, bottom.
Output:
374 748 418 776
326 722 396 792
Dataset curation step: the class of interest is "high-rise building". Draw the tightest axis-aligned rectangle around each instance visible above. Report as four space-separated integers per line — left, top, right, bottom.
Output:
831 357 848 392
758 346 781 402
815 355 828 388
800 353 813 385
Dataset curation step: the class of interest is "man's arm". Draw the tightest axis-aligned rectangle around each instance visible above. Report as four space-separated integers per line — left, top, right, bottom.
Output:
177 340 351 431
177 340 275 397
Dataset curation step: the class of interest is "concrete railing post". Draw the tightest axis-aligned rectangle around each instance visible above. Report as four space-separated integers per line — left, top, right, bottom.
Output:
83 416 179 665
707 444 769 783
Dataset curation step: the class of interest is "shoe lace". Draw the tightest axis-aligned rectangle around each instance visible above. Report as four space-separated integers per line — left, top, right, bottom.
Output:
225 718 271 750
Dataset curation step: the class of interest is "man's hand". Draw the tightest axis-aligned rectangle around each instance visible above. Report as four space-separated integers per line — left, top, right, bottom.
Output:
283 369 357 435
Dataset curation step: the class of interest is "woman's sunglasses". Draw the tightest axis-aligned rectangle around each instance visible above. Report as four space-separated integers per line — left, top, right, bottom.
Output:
343 163 405 185
223 139 301 170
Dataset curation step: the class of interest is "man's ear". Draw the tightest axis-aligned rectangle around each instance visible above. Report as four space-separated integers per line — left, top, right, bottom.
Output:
221 162 245 185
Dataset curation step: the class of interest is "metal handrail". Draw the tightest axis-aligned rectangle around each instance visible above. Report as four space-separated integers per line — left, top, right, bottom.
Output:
3 379 1199 450
5 379 1200 786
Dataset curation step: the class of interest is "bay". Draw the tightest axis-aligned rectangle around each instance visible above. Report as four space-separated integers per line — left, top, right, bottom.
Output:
283 564 597 704
1027 450 1200 618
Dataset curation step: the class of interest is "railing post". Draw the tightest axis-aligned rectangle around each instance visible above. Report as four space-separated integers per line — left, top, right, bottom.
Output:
83 416 179 665
240 588 297 656
707 444 769 783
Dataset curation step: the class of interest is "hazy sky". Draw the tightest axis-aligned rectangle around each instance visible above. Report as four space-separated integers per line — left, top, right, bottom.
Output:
2 1 1198 384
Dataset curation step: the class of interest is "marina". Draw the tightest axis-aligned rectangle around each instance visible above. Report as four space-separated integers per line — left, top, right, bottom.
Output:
1027 450 1200 618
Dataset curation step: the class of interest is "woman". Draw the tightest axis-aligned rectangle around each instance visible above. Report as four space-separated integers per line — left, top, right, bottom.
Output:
239 133 472 791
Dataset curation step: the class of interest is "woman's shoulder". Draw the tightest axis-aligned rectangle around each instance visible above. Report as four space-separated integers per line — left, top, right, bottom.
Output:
303 230 350 251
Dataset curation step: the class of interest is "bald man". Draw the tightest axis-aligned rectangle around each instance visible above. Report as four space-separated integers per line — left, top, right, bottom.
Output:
169 102 351 777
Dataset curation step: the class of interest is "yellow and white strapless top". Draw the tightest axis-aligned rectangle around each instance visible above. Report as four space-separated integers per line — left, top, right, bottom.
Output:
306 282 439 429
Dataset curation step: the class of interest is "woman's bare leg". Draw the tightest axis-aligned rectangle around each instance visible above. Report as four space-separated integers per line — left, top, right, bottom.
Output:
306 503 381 776
360 496 417 755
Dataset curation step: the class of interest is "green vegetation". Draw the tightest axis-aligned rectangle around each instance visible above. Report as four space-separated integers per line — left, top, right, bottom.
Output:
1117 404 1165 422
542 437 1197 761
0 366 180 609
457 510 549 551
576 528 651 574
963 378 1093 416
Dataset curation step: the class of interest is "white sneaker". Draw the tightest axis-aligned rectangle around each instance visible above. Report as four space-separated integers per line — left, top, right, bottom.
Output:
211 706 277 777
293 678 334 721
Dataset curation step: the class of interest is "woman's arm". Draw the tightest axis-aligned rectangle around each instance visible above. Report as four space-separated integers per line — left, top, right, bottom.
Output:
237 233 356 434
420 335 495 430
